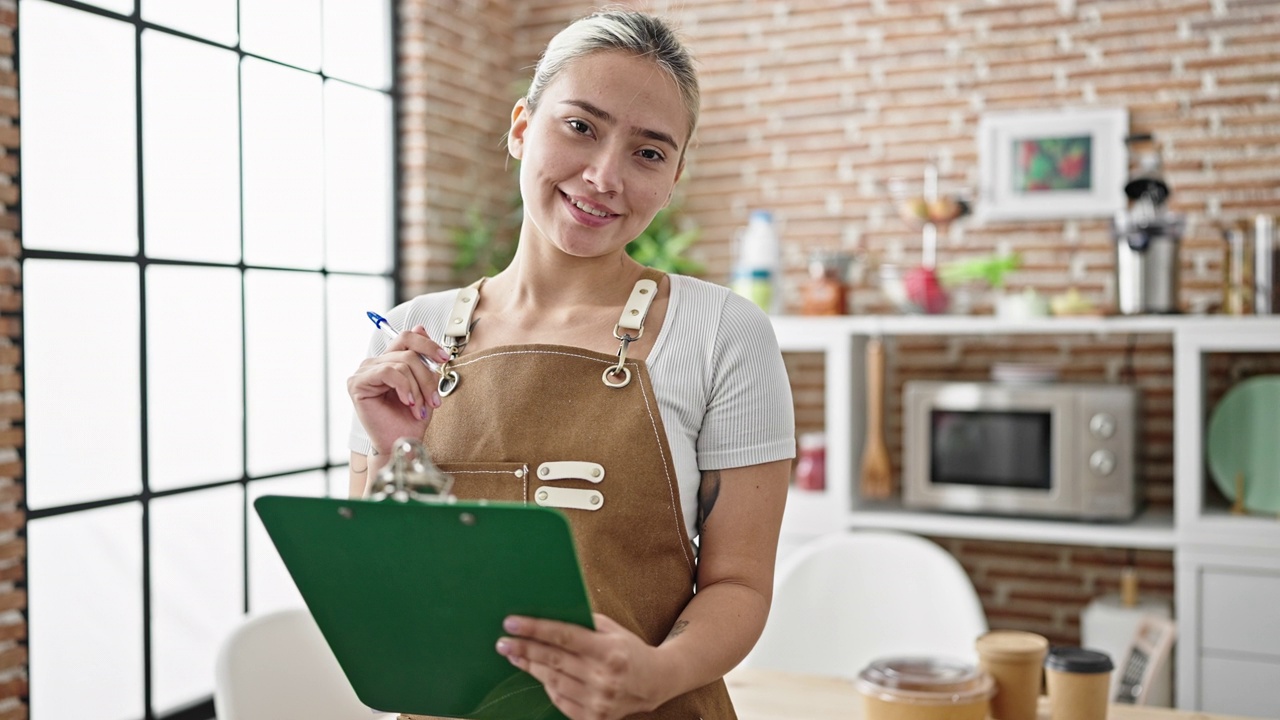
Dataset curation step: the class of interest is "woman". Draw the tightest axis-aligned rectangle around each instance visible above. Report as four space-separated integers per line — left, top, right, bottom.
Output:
347 10 795 719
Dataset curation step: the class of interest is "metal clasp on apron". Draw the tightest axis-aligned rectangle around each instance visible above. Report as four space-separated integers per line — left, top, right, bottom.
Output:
439 281 483 397
603 277 658 389
367 437 455 503
604 326 639 388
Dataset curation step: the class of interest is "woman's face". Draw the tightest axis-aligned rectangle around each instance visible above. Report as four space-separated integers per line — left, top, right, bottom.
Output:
509 51 688 261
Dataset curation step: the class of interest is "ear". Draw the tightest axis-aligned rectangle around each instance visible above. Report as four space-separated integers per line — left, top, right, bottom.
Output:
509 99 530 160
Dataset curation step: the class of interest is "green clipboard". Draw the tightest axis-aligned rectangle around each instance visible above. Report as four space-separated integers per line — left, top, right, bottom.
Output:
255 475 594 718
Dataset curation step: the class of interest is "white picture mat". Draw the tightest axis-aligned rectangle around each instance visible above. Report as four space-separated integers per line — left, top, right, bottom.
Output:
977 107 1129 222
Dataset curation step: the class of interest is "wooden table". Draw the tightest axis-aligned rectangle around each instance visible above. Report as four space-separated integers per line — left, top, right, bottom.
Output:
726 667 1254 720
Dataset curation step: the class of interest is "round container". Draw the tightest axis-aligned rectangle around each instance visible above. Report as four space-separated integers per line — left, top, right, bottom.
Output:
856 657 995 720
1044 647 1113 720
975 630 1049 720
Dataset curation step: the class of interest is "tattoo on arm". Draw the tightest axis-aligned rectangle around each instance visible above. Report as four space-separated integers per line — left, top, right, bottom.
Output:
698 470 721 529
666 620 689 640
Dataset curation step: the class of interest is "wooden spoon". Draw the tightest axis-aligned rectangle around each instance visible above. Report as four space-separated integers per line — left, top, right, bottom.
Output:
860 338 894 500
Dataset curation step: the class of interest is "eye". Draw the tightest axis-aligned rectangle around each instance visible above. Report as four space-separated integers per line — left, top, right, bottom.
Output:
638 148 666 163
567 119 592 135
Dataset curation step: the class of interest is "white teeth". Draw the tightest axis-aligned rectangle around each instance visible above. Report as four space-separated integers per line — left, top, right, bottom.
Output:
571 198 609 218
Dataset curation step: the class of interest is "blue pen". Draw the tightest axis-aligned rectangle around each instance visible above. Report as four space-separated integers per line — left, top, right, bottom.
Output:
367 311 442 373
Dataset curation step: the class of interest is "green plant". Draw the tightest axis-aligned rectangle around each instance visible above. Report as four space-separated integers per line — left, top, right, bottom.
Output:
626 206 704 275
938 252 1021 290
451 181 704 277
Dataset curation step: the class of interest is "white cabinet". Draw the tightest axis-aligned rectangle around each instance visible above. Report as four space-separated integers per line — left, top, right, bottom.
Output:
772 314 1280 713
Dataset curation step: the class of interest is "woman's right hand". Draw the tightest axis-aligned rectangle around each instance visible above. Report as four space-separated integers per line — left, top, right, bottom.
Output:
346 325 453 455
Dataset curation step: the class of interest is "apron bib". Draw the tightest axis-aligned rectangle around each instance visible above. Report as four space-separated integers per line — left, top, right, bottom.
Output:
403 269 735 719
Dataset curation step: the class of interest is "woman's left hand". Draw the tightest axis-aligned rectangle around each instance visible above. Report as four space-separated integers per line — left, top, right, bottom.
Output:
496 613 669 720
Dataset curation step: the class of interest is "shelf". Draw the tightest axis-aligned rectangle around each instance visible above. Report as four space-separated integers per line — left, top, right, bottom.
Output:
849 502 1177 549
772 314 1280 346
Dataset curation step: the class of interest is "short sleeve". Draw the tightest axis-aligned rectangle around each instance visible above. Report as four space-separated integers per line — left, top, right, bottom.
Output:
696 292 796 470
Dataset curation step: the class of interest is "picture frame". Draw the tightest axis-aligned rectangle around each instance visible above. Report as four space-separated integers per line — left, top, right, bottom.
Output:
976 107 1129 222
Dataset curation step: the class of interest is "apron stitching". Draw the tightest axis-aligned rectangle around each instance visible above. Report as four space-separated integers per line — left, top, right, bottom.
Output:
467 683 548 712
635 362 696 576
442 349 695 573
448 348 619 369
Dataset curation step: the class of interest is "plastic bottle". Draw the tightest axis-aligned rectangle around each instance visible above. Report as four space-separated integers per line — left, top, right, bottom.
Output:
731 210 781 314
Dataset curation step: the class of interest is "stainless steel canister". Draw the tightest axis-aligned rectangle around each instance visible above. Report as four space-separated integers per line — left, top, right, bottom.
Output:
1256 214 1278 315
1114 212 1184 315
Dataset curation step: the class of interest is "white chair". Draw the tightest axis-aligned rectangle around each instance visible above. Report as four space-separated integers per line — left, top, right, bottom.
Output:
743 530 988 679
214 607 398 720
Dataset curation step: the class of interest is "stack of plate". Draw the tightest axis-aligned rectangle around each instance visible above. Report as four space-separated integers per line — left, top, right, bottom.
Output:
1206 375 1280 514
991 362 1060 384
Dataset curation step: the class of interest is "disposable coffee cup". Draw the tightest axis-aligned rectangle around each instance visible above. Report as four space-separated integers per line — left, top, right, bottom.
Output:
976 630 1049 720
1044 647 1113 720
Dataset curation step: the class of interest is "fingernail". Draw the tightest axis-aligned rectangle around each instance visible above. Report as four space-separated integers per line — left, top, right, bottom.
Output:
420 407 428 420
430 392 442 408
409 397 416 406
437 348 452 362
496 639 511 655
503 617 520 633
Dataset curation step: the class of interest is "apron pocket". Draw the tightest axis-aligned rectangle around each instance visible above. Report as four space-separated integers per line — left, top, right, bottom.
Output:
436 462 529 504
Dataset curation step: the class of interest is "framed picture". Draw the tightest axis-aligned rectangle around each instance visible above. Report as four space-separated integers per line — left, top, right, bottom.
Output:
977 107 1129 222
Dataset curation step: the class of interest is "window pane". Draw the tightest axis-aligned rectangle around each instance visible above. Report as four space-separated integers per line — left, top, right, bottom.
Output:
247 471 325 614
326 466 348 499
146 266 244 491
323 0 391 89
24 260 141 509
240 0 321 70
325 81 393 274
326 274 392 464
142 0 237 46
142 31 241 264
66 0 133 15
28 504 144 719
242 58 324 269
245 270 326 476
19 0 137 255
150 485 244 714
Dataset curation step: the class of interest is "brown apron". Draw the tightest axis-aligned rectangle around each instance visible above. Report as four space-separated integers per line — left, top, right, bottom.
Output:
404 268 736 719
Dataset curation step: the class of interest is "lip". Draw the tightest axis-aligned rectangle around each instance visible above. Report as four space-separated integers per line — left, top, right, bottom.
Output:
560 190 619 228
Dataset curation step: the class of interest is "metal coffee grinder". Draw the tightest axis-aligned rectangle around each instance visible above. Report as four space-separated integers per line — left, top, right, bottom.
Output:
1113 134 1184 314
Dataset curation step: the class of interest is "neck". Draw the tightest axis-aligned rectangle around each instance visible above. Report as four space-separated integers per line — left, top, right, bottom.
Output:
487 239 647 314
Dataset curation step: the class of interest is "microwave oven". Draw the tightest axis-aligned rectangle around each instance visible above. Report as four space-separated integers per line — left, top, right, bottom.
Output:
903 381 1138 520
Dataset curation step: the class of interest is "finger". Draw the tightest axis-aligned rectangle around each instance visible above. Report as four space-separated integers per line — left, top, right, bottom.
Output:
504 616 595 655
386 326 452 365
498 636 590 685
544 684 591 720
352 361 427 417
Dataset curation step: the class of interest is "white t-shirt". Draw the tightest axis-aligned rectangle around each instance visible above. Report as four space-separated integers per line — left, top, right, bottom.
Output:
349 274 797 541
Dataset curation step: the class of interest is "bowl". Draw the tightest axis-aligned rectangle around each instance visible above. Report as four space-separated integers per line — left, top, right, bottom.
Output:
856 656 995 720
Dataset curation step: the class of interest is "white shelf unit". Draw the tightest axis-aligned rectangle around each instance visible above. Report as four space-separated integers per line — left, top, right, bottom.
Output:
1171 323 1280 714
774 314 1198 550
774 313 1280 713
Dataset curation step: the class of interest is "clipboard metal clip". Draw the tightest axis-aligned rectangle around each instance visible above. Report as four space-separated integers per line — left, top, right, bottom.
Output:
368 437 456 504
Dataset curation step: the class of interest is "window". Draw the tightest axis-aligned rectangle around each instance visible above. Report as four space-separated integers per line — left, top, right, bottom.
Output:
18 0 395 716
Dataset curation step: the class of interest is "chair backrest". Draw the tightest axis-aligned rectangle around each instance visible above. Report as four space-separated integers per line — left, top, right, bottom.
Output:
743 530 988 679
214 607 394 720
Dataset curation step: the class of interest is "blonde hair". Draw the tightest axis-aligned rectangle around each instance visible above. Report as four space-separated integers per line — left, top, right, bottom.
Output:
525 9 700 146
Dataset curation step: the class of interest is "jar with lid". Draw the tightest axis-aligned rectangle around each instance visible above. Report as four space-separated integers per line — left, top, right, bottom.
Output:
794 432 826 491
800 250 851 315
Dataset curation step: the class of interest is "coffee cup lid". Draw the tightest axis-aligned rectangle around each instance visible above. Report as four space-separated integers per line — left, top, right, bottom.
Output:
856 656 995 706
1045 647 1114 674
975 630 1049 660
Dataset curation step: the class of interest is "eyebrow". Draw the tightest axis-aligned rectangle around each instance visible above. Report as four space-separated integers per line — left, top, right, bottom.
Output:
560 99 681 153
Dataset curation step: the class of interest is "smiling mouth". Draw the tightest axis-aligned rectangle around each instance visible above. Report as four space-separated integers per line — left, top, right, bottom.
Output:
561 191 615 218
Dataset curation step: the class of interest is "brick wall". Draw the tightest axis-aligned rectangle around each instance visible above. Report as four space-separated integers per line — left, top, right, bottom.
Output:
401 0 1280 661
0 0 22 713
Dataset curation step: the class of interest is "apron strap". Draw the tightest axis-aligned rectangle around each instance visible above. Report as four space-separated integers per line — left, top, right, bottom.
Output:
605 269 665 389
438 278 484 397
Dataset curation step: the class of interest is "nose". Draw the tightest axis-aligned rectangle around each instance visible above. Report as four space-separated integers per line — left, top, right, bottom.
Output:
581 148 623 195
